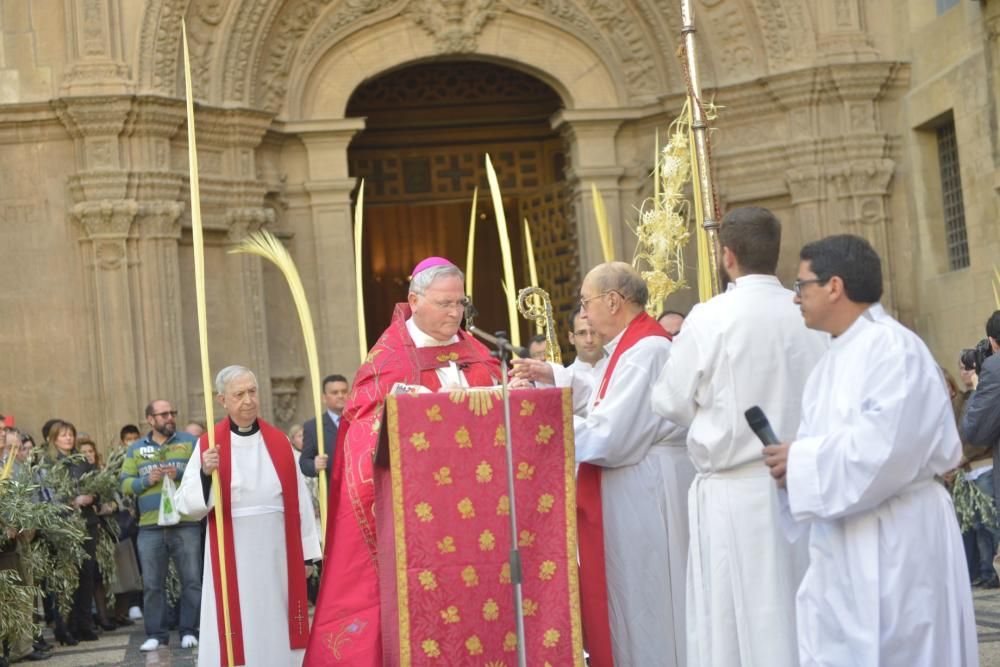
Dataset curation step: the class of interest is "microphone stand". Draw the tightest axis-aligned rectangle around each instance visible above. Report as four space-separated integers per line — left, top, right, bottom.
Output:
465 303 528 667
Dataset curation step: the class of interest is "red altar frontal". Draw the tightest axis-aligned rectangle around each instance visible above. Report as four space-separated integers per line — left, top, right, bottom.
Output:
374 387 583 666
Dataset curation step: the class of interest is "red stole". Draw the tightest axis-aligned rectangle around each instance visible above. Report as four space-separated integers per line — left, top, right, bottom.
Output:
577 312 670 667
201 418 310 667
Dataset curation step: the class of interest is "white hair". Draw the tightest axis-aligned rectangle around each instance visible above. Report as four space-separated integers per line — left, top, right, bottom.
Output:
409 264 465 295
214 365 257 396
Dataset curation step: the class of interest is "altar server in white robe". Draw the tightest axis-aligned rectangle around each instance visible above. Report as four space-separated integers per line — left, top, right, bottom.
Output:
515 262 695 667
549 304 606 415
651 206 826 667
764 235 978 667
177 365 321 667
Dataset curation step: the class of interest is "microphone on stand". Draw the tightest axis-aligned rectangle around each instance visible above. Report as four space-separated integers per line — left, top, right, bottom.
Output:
464 299 530 359
744 406 780 446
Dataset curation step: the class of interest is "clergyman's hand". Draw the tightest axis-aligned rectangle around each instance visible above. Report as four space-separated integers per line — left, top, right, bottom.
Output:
202 447 220 475
762 443 791 489
314 454 329 471
511 358 554 385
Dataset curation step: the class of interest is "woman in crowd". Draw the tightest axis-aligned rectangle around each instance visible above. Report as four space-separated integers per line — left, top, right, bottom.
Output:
77 436 124 631
47 422 100 645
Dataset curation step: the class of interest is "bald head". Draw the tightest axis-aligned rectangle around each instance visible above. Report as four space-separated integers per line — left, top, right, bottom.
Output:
587 261 649 306
579 262 648 339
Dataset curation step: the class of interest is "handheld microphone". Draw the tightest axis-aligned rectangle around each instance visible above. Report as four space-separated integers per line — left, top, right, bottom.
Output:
744 406 780 446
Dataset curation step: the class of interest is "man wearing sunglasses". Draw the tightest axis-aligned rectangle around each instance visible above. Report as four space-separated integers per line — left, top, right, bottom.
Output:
120 400 202 653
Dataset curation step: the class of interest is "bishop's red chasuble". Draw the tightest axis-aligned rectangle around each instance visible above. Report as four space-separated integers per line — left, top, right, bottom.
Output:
375 387 583 666
304 304 501 666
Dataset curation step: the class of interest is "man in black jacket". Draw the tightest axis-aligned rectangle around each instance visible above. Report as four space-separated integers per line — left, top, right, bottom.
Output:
299 374 349 479
962 311 1000 514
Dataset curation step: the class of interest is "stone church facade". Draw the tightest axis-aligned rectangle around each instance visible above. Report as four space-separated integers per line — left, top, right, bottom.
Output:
0 0 996 446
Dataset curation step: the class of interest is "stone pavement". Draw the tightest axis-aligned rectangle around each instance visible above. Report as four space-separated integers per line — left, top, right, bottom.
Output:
23 590 1000 665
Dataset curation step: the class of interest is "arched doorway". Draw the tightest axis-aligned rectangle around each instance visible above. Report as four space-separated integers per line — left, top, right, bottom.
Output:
346 60 575 349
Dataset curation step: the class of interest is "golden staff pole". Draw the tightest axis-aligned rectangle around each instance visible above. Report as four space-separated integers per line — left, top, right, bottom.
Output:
681 0 723 298
181 21 235 667
523 219 542 336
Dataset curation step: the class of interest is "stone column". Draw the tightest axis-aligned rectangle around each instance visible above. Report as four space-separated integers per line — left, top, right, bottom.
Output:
131 201 188 411
289 118 366 376
72 199 140 434
551 110 630 271
61 0 130 96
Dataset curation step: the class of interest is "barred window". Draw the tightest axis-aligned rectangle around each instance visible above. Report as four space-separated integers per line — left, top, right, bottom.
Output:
936 121 970 270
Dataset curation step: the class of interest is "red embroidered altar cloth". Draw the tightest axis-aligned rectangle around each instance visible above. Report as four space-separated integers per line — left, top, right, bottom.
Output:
375 387 583 666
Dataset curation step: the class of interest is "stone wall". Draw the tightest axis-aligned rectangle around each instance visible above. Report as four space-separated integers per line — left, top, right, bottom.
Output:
0 0 993 445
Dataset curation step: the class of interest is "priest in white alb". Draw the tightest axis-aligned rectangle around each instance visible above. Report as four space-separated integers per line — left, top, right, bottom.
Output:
545 304 606 415
177 365 321 667
514 262 695 667
764 235 978 666
650 207 826 667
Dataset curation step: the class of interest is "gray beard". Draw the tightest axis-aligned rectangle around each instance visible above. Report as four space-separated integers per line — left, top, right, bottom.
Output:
154 424 175 439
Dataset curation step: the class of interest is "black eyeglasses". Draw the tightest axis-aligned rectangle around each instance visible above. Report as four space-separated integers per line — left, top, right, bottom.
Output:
152 410 178 419
792 278 828 296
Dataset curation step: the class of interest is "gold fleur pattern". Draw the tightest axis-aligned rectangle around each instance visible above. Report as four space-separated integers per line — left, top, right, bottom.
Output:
503 632 518 652
476 461 493 483
494 425 506 447
488 661 508 667
461 565 479 587
516 461 535 480
432 466 452 486
539 560 557 581
455 426 471 448
519 530 536 547
414 502 433 522
425 404 443 422
422 639 441 658
440 605 460 624
436 352 460 363
465 635 484 656
535 424 554 444
496 494 510 516
482 598 500 621
519 400 536 416
410 432 429 451
479 529 496 551
542 629 560 648
537 493 555 513
436 536 456 554
418 570 437 590
523 599 539 617
499 563 511 584
457 497 475 519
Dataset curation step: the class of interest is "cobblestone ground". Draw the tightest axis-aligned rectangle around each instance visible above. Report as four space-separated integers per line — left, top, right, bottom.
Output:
27 590 1000 665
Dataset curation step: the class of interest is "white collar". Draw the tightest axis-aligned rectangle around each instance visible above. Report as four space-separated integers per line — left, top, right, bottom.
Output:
405 317 459 348
602 327 627 357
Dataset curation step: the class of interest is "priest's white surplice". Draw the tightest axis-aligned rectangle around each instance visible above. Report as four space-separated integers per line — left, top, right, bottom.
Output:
650 274 826 667
575 332 695 667
176 429 322 667
786 313 978 667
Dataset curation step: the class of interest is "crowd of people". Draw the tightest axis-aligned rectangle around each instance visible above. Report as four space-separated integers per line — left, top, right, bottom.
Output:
1 205 995 666
0 375 341 665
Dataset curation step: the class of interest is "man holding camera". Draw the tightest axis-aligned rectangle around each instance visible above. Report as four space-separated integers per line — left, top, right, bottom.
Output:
961 311 1000 574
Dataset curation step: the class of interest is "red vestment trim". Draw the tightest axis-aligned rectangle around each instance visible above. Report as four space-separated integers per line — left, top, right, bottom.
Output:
201 417 310 667
577 312 670 667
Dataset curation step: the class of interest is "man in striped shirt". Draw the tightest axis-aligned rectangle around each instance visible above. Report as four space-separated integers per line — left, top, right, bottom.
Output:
120 399 202 653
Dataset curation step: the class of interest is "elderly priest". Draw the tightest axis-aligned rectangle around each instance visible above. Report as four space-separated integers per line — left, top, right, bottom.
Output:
177 365 321 667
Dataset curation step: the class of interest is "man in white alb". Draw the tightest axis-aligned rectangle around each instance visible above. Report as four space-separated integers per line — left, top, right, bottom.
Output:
177 365 321 667
651 206 825 667
764 235 978 666
545 304 606 415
